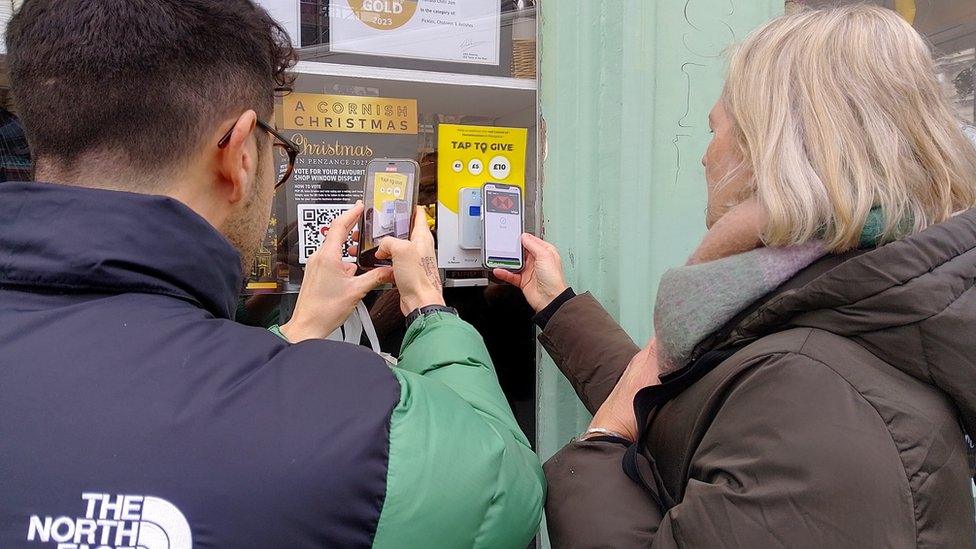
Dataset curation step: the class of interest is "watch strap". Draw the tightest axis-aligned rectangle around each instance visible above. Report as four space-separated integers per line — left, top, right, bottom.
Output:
405 305 459 328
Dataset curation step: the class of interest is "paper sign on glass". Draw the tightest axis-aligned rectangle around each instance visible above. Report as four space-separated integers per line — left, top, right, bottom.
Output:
330 0 501 65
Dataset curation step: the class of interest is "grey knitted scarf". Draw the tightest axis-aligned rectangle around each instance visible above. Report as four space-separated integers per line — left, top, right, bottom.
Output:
653 243 826 374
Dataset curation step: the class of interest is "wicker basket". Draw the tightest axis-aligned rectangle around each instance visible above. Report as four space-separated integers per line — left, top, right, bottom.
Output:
512 39 537 80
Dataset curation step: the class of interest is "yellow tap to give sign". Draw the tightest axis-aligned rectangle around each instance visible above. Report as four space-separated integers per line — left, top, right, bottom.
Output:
437 124 528 214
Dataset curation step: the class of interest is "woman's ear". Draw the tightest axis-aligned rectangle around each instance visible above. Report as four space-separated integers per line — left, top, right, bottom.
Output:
216 110 259 205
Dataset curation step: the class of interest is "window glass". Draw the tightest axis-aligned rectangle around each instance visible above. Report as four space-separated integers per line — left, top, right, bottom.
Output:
258 0 537 79
245 1 538 296
793 0 975 124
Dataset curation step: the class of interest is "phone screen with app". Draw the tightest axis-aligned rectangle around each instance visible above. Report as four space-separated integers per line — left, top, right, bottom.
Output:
483 184 523 271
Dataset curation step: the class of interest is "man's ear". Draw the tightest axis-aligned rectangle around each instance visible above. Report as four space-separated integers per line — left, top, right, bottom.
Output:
217 110 259 205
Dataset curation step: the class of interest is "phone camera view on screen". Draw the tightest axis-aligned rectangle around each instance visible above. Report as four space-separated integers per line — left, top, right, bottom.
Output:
360 159 418 269
483 184 523 271
369 172 411 241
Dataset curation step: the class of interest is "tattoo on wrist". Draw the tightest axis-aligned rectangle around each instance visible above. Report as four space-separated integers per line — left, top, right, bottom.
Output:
420 256 442 291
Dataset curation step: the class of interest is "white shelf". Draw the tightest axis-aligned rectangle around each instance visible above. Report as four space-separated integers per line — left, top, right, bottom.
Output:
294 61 537 91
443 278 490 288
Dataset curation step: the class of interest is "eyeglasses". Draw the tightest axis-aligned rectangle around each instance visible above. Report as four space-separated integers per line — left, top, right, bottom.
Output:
218 119 300 190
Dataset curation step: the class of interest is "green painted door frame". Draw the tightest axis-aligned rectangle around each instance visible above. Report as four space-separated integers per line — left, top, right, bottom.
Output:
535 0 783 462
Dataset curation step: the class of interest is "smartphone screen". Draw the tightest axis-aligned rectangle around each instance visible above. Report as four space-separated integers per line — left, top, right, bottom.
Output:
482 183 524 271
360 159 418 269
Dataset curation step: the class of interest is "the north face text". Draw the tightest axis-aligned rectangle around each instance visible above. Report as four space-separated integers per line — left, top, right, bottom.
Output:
26 493 191 549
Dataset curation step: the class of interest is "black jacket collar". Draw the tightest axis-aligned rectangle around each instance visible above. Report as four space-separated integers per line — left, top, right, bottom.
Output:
0 181 242 319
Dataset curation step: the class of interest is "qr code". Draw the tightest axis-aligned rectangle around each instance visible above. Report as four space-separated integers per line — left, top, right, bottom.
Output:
298 204 357 265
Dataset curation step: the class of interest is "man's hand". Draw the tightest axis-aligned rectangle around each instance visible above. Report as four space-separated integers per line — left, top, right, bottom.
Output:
493 233 569 313
586 341 661 442
279 202 393 342
376 207 446 315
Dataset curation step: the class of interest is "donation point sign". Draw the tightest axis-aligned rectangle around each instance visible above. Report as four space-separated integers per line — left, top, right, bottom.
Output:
437 124 527 269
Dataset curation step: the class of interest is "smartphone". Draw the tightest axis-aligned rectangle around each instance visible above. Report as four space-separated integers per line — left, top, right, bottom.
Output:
482 182 524 272
359 159 420 270
458 188 483 250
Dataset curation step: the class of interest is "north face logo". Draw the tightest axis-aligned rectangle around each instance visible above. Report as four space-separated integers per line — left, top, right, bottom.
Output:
26 493 191 549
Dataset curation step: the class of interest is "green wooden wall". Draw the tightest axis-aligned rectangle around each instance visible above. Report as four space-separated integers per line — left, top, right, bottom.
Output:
535 0 784 463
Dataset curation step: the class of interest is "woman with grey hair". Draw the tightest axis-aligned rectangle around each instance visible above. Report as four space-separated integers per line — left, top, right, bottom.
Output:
500 5 976 547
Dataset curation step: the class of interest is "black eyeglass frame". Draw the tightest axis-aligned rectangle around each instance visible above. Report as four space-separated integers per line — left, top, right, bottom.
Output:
218 119 299 190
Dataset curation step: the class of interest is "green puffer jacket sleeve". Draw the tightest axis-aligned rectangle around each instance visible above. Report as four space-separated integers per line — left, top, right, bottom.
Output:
371 312 546 549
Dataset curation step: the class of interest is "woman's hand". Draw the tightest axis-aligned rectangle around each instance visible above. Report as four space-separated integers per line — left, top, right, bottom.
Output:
280 202 394 342
586 341 662 442
493 233 569 313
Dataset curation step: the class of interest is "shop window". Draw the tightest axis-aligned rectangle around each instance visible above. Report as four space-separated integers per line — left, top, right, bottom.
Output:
245 0 540 443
